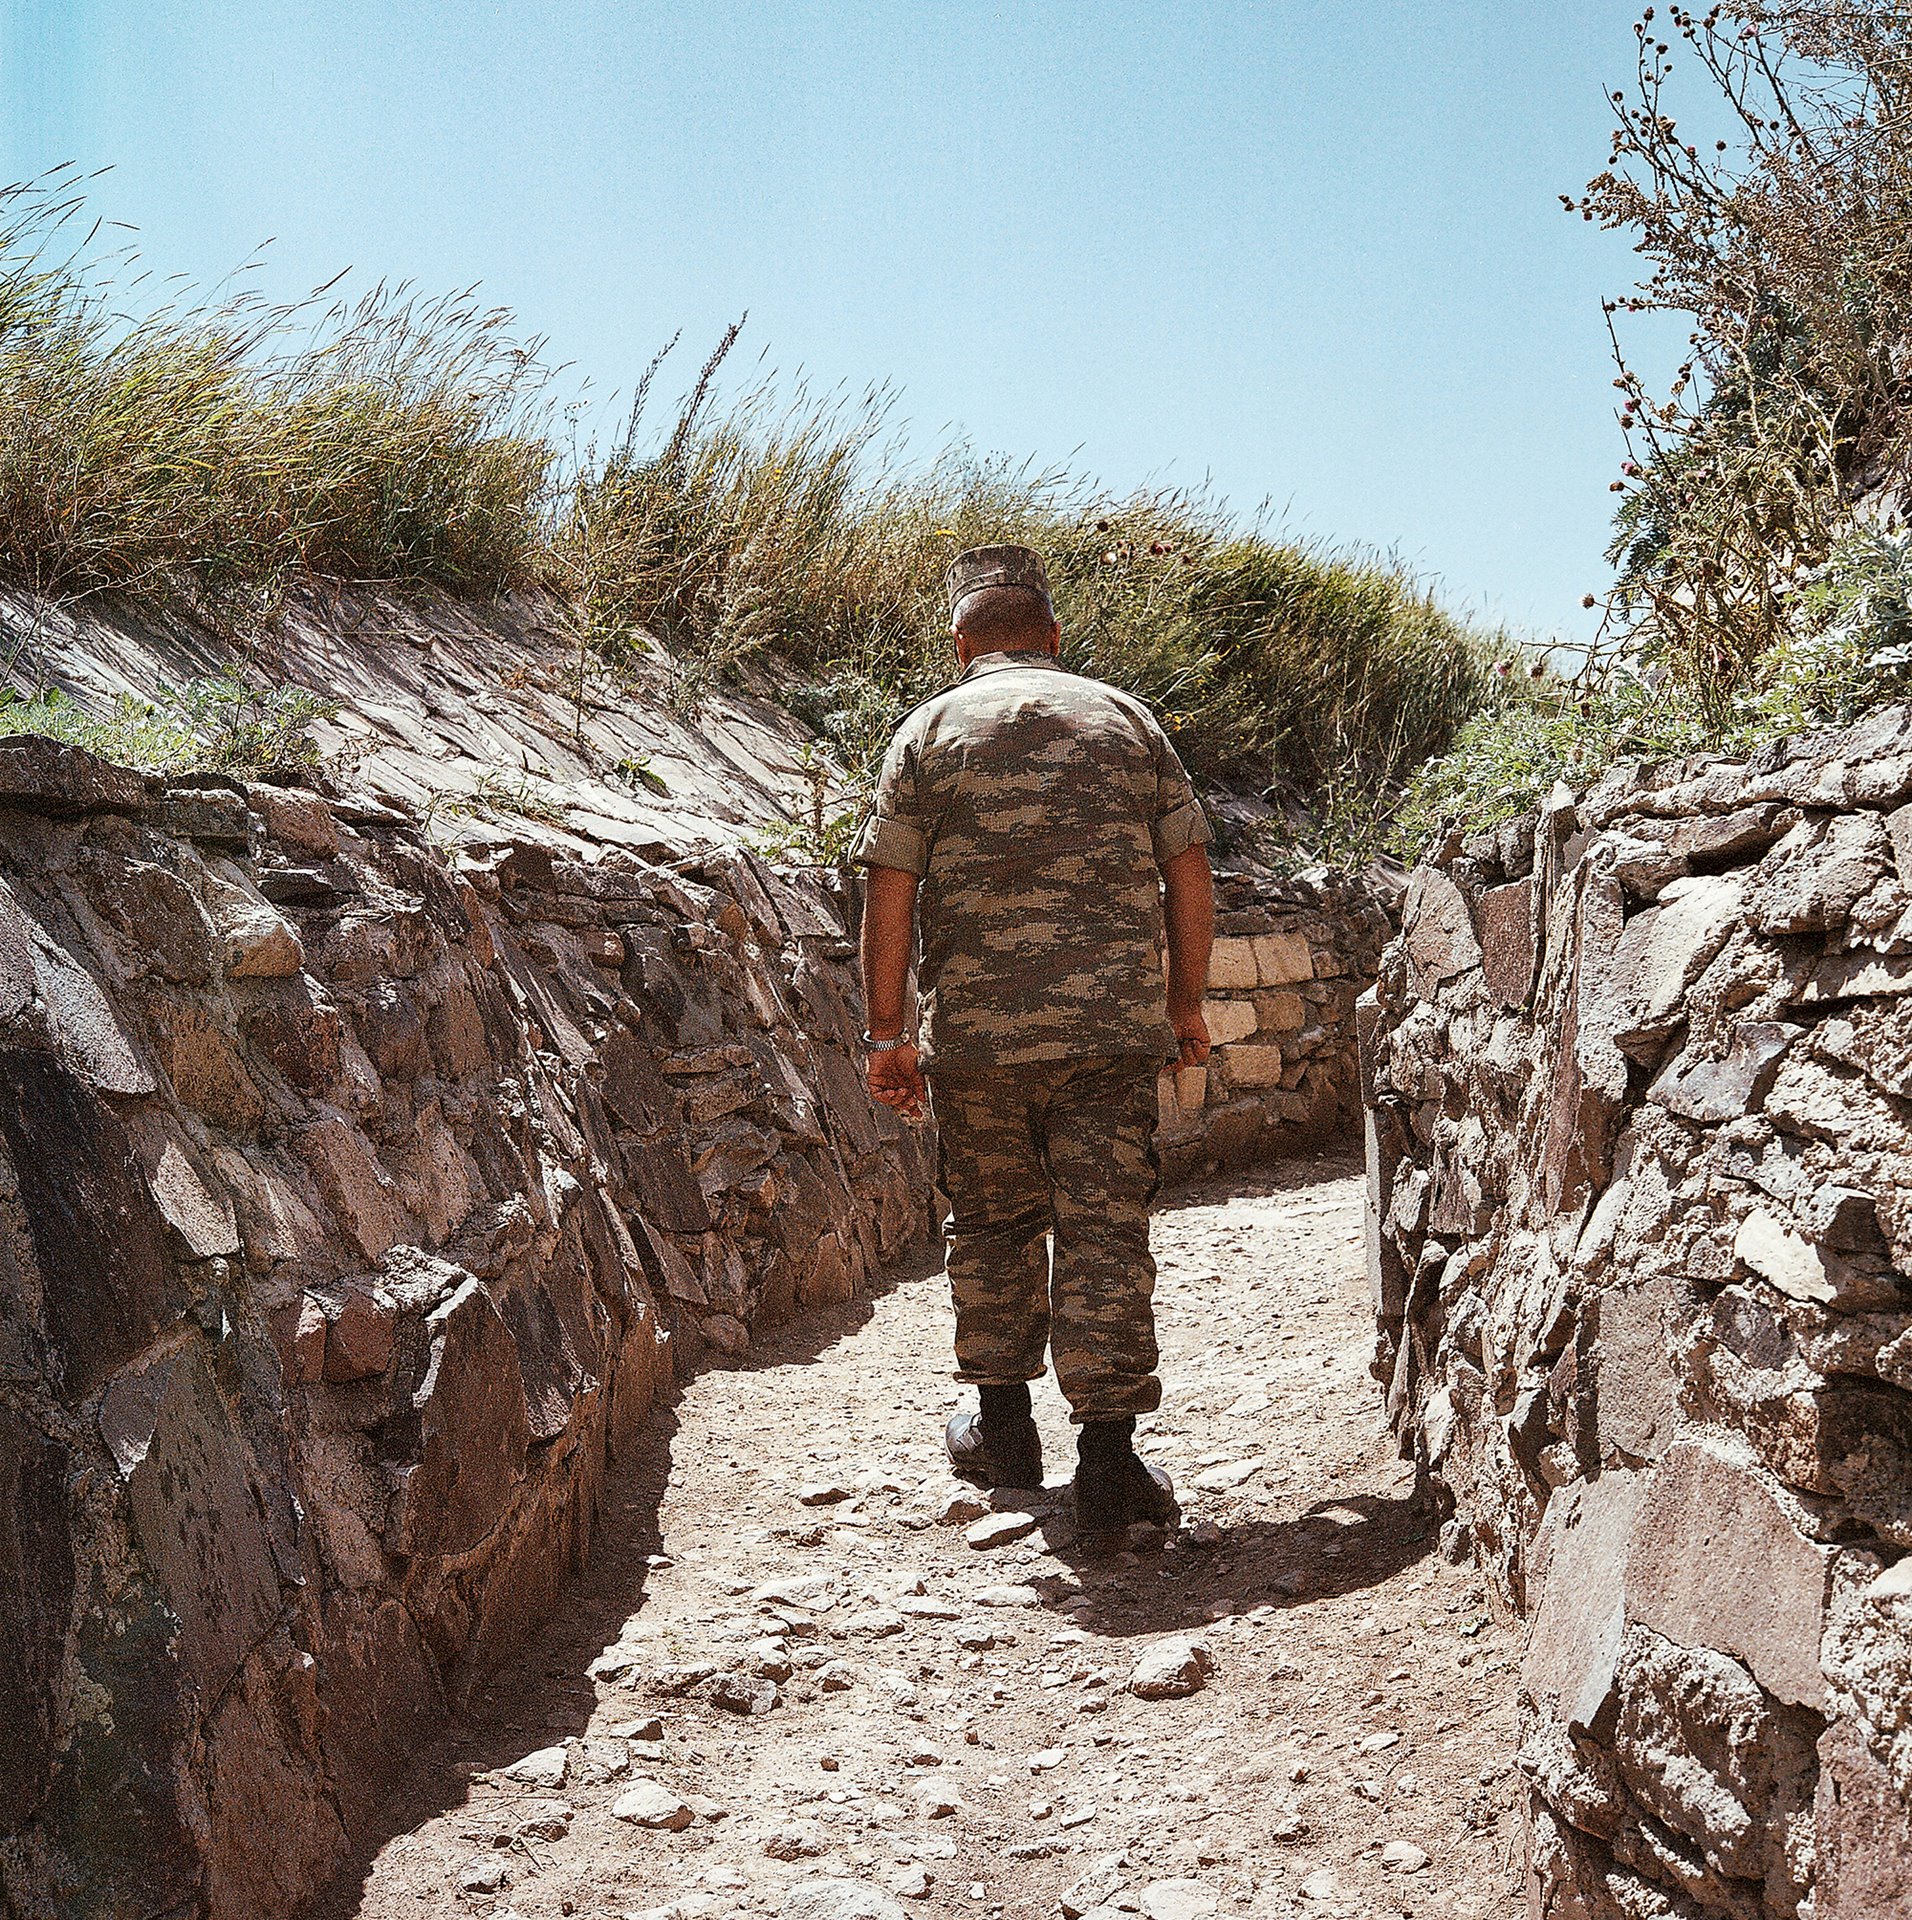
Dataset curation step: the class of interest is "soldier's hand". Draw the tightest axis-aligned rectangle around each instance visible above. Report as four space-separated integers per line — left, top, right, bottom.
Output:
867 1041 928 1121
1169 1001 1210 1067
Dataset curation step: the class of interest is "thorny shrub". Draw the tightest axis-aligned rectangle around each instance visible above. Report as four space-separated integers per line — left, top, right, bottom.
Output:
1580 1 1912 695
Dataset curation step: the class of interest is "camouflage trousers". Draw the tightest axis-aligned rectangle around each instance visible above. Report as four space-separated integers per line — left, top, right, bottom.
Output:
927 1054 1162 1422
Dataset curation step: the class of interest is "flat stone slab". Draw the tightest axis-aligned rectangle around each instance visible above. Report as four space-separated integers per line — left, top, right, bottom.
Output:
1625 1439 1830 1711
0 737 149 816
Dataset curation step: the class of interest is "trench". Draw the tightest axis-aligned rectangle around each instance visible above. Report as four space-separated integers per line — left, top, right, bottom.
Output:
318 1151 1525 1920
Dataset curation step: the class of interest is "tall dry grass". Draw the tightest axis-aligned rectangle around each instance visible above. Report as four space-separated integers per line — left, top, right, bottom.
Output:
554 343 1514 802
0 170 552 603
0 173 1516 836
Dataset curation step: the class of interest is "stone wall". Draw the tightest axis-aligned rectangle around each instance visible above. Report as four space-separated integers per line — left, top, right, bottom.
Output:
0 588 1390 1920
1360 703 1912 1919
0 737 928 1920
1157 861 1391 1176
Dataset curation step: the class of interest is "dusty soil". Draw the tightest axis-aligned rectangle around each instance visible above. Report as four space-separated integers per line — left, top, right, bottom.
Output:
323 1152 1525 1920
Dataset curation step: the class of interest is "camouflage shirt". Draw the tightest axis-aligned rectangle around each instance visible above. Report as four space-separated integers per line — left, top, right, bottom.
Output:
852 650 1210 1069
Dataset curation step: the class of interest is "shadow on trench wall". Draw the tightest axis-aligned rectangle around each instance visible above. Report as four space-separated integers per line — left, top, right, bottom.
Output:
0 735 929 1920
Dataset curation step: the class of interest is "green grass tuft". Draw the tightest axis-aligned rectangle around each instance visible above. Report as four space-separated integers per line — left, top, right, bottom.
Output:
0 670 335 778
555 363 1520 835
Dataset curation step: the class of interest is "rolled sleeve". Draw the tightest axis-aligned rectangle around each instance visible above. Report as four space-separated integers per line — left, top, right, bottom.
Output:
851 729 929 875
1151 797 1211 865
852 811 928 875
1146 722 1210 865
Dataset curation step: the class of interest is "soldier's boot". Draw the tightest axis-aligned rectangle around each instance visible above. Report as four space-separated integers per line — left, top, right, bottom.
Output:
1073 1417 1177 1533
945 1383 1044 1490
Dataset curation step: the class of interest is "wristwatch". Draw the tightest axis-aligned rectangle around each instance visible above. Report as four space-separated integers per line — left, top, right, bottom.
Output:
861 1030 910 1052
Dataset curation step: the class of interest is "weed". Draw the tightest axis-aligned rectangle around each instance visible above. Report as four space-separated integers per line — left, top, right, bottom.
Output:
0 670 335 777
613 752 669 798
468 768 569 824
1393 684 1708 855
418 767 571 835
748 741 865 866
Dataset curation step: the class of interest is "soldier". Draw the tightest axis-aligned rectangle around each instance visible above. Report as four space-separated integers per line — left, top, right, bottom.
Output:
852 543 1214 1533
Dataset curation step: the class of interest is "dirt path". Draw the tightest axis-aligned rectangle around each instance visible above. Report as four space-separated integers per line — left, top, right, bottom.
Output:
328 1152 1524 1920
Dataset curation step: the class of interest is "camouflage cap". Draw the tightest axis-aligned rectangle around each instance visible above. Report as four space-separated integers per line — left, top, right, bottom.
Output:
946 543 1053 625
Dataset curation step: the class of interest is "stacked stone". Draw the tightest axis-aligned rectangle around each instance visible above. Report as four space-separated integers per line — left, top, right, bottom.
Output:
1157 864 1391 1175
1360 702 1912 1920
0 738 929 1920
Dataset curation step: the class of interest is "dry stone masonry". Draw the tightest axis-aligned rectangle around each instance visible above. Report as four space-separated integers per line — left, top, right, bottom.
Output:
1156 861 1389 1177
0 736 928 1920
1362 702 1912 1919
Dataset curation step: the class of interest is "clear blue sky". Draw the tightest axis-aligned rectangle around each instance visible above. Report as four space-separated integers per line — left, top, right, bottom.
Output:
1 1 1677 646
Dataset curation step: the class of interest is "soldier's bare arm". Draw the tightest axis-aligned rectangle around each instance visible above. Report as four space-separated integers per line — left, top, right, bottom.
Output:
1161 843 1214 1067
859 864 927 1118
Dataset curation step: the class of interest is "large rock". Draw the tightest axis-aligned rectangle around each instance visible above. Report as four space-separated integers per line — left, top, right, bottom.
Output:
1648 1021 1798 1124
1129 1637 1215 1700
1477 877 1535 1007
0 736 148 815
1733 1209 1888 1313
1138 1882 1222 1920
83 855 216 985
1591 1281 1682 1463
97 1342 284 1699
1402 869 1480 996
24 927 158 1094
393 1278 531 1563
1523 1469 1647 1735
0 1410 71 1819
1815 1718 1912 1919
134 1120 243 1260
295 1114 408 1261
1592 873 1743 1056
627 1134 714 1233
1252 931 1313 985
783 1879 909 1920
319 1279 399 1382
1608 1626 1815 1901
611 1780 692 1830
1625 1441 1829 1711
1747 812 1891 934
0 1049 181 1405
1206 935 1258 990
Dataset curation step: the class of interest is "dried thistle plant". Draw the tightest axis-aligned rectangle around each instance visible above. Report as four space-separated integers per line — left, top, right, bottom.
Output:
1572 4 1912 707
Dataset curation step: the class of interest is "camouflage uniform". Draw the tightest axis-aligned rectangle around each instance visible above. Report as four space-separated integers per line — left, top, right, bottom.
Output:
853 639 1209 1421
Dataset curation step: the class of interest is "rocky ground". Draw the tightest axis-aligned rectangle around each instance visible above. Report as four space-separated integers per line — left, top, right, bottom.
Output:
321 1152 1523 1920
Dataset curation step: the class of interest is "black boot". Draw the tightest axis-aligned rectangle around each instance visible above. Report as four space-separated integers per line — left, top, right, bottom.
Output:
1073 1417 1177 1532
946 1383 1044 1490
